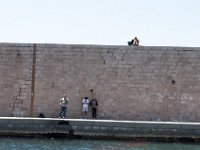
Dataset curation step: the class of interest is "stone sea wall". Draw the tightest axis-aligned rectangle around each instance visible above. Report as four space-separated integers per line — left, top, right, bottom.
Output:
0 43 200 121
1 117 200 140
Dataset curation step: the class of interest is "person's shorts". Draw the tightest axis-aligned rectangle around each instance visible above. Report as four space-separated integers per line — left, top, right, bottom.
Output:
82 104 88 112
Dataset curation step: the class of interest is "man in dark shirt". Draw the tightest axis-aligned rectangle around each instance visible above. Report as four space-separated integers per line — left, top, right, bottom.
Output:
90 97 98 119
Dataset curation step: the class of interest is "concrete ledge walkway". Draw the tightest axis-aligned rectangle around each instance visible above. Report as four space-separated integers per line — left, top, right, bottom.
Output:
1 117 200 141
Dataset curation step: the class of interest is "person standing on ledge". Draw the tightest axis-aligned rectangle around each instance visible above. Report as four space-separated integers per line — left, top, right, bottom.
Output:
90 97 98 119
81 97 90 118
59 94 69 118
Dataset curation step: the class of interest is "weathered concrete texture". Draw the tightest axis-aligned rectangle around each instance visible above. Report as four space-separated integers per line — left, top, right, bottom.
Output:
1 43 200 121
1 117 200 140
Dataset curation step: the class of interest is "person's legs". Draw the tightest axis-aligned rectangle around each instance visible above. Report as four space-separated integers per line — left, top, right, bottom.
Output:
81 111 84 118
93 108 97 118
85 105 88 118
82 105 88 118
59 106 63 118
82 105 86 118
81 111 87 118
84 111 87 118
60 106 66 118
92 108 95 118
63 107 66 118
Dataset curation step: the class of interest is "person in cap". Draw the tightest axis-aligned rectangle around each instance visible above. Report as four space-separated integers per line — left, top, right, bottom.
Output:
59 94 69 118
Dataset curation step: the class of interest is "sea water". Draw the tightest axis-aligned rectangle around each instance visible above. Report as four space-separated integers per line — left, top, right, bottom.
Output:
0 137 200 150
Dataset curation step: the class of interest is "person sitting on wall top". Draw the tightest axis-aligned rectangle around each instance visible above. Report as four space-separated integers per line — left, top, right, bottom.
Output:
133 37 139 46
128 36 140 46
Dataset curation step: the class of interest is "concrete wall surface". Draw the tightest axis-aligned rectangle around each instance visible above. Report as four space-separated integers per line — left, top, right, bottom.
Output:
1 43 200 121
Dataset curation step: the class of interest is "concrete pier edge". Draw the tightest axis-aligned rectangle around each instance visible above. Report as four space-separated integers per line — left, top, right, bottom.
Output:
1 117 200 142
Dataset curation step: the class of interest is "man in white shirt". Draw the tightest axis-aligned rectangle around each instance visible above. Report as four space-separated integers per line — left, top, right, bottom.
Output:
81 97 89 118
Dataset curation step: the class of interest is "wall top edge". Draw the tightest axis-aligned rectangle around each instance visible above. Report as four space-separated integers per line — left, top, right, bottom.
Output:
1 117 200 125
0 42 200 51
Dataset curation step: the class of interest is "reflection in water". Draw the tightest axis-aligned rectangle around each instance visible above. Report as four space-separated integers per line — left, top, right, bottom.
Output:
0 137 200 150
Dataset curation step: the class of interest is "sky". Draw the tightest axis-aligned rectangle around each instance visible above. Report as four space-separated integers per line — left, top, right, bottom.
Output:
0 0 200 47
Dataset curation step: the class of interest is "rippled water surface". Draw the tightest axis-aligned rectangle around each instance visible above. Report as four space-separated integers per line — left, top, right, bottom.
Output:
1 137 200 150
